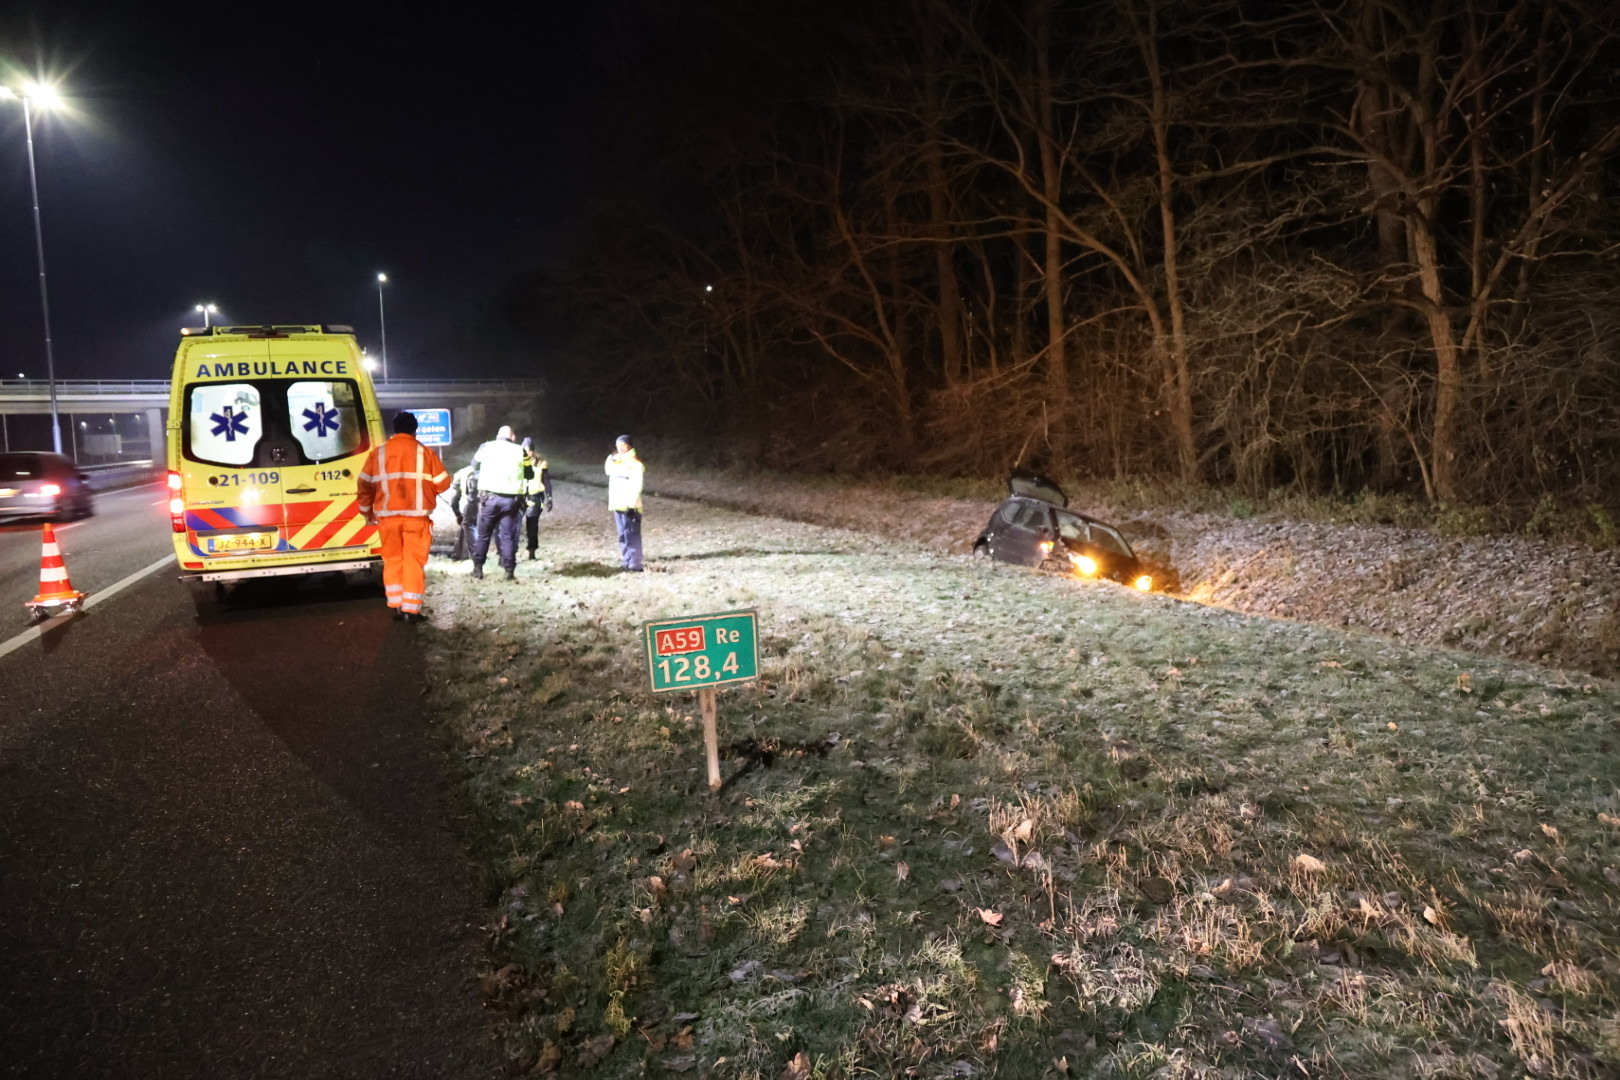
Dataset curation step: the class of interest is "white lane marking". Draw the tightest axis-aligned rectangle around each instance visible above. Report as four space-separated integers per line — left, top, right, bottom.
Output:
0 552 177 662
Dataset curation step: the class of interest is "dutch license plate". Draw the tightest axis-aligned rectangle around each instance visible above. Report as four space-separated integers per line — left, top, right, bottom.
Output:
206 532 275 554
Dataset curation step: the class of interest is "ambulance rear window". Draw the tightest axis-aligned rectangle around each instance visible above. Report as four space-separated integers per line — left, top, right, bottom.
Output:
187 383 264 467
288 380 365 463
183 379 371 468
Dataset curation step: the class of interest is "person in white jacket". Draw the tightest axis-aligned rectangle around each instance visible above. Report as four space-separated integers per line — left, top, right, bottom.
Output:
604 435 645 571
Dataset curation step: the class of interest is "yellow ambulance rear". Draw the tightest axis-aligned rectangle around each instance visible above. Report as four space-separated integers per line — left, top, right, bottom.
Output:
167 325 385 583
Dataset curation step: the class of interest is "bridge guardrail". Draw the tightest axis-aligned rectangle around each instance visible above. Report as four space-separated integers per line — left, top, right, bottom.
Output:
0 378 545 396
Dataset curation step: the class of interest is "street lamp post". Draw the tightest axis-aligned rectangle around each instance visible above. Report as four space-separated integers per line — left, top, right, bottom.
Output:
195 303 218 327
1 81 65 454
376 273 389 381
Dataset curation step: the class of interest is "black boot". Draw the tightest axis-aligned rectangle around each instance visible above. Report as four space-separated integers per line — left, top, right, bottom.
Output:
503 568 516 582
471 563 484 580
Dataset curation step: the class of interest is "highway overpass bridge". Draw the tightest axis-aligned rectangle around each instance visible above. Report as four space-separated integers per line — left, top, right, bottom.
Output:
0 378 544 460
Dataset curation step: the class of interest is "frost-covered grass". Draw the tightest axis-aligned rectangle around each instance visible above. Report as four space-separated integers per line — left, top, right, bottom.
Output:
425 482 1620 1079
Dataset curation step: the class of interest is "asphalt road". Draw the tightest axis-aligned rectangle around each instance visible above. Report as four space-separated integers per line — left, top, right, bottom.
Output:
0 488 497 1078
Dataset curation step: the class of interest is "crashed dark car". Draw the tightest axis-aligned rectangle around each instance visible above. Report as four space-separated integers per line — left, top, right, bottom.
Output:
973 471 1154 591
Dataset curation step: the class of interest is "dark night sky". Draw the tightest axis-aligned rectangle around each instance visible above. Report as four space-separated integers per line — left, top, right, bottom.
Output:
0 2 637 381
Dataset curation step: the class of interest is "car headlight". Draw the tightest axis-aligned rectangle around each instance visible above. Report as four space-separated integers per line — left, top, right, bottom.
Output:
1039 541 1053 557
1071 554 1098 577
1134 575 1153 591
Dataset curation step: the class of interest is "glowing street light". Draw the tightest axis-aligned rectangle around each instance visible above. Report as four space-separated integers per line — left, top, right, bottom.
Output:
376 273 389 381
1 80 66 453
195 303 218 327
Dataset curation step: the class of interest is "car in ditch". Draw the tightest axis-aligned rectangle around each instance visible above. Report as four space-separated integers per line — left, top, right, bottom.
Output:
0 451 95 522
973 471 1154 591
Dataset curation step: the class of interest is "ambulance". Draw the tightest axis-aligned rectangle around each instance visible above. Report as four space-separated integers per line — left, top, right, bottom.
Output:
167 325 385 586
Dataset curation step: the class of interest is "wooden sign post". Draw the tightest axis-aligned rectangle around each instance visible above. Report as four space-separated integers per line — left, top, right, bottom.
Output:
643 610 759 792
698 686 720 790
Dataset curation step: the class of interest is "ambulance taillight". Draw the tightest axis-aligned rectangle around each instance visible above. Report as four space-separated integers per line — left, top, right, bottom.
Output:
168 471 186 533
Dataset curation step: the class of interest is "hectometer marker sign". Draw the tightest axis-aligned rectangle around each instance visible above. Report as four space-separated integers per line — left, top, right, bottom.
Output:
643 609 758 693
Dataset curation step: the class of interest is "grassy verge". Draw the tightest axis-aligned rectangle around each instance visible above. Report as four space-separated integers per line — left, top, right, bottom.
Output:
425 482 1620 1079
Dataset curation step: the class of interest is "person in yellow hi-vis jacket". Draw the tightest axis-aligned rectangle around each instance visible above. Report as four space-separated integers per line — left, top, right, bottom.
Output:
520 437 552 561
357 412 451 622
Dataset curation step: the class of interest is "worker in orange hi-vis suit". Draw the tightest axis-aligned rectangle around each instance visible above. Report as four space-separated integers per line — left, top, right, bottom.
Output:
357 411 451 623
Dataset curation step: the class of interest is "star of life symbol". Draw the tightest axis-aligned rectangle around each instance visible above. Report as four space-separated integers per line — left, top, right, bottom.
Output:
302 403 340 437
210 406 250 442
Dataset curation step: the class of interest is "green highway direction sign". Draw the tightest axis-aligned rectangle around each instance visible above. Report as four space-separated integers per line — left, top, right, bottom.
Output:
643 609 759 693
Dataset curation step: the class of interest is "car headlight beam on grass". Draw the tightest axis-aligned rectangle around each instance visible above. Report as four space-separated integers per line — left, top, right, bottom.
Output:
1134 574 1153 591
1071 553 1098 577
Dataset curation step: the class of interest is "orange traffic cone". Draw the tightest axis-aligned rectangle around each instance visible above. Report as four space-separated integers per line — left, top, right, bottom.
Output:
25 522 86 621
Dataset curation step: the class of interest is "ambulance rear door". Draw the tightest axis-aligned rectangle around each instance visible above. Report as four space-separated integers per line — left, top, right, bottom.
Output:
179 348 292 560
271 355 378 559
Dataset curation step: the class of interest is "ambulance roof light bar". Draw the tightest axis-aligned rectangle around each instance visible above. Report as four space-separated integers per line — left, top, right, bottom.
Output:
179 324 356 338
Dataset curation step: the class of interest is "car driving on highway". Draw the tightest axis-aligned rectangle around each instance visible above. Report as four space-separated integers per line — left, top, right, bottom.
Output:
0 451 95 522
973 470 1153 591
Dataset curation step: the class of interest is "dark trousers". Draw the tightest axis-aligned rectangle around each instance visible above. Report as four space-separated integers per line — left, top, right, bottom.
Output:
613 509 643 570
473 494 522 571
524 509 540 554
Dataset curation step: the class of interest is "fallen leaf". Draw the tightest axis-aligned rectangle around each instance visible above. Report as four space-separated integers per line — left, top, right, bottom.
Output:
648 875 666 897
1013 818 1034 842
1540 823 1561 841
754 853 783 871
673 848 698 872
576 1034 615 1069
896 861 910 881
1293 853 1327 874
1599 813 1620 829
565 800 585 811
1386 722 1399 731
536 1041 563 1073
950 793 961 808
879 835 898 848
780 1051 812 1080
977 908 1004 927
